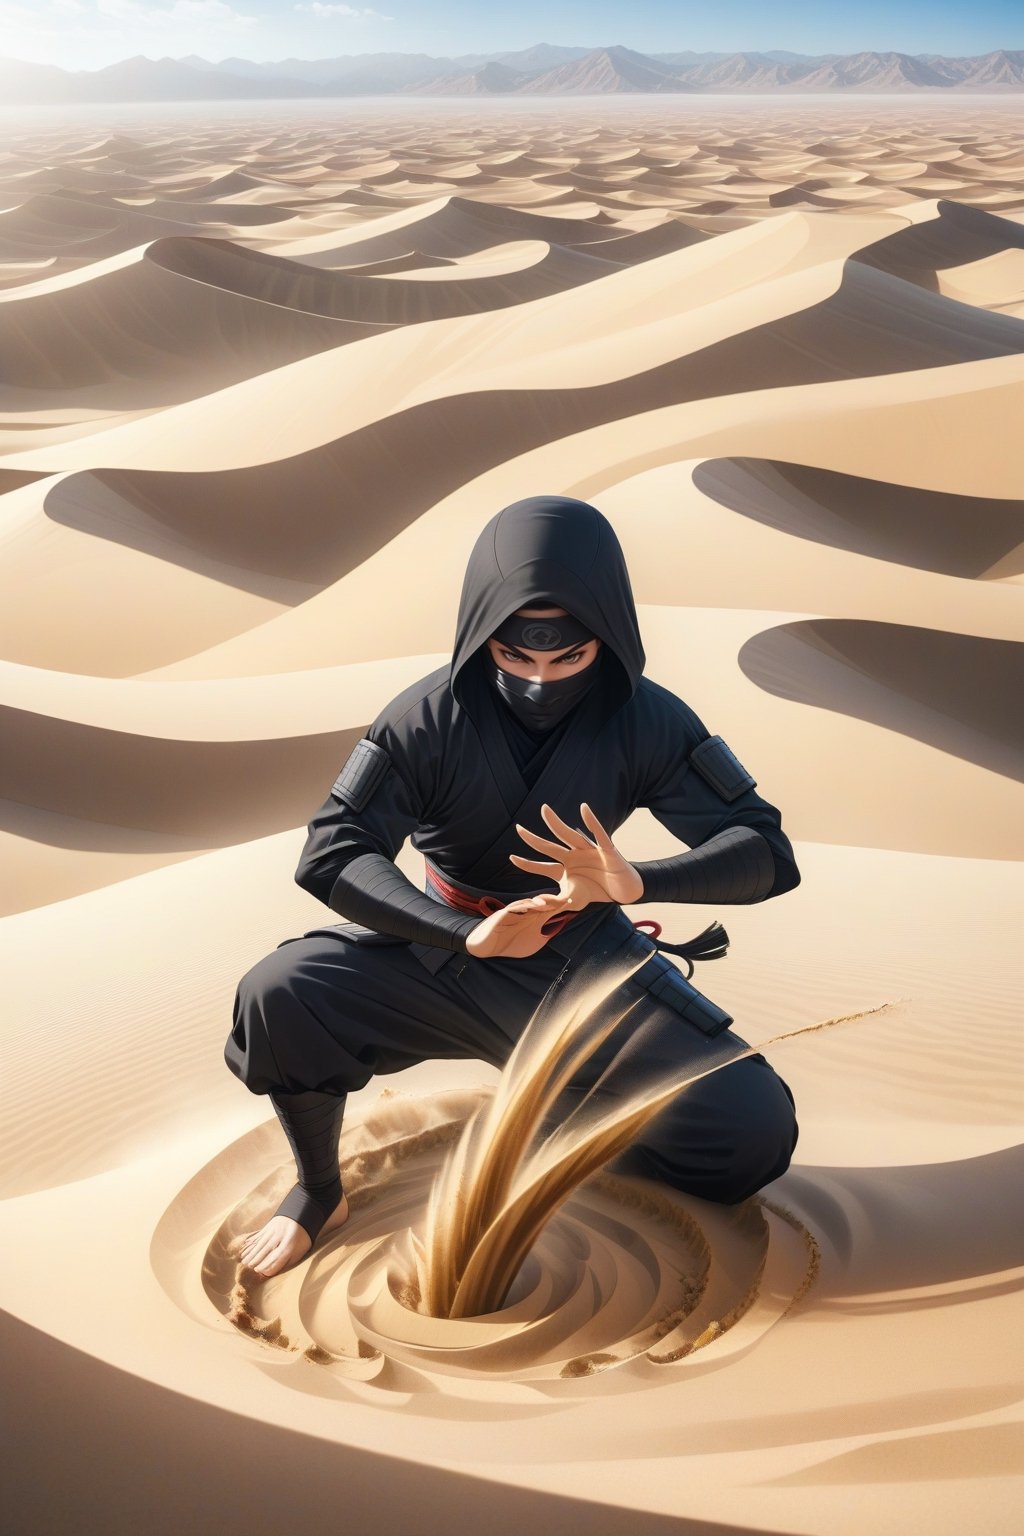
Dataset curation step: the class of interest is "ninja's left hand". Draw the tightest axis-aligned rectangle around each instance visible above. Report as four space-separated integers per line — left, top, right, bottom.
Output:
510 802 645 910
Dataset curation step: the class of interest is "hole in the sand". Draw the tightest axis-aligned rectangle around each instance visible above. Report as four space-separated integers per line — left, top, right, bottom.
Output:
152 1087 821 1393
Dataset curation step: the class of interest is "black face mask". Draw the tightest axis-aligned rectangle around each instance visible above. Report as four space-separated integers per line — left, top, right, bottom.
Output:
486 648 604 733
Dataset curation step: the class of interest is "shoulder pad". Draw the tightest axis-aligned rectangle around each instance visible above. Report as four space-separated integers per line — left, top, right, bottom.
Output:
688 734 756 802
330 737 392 811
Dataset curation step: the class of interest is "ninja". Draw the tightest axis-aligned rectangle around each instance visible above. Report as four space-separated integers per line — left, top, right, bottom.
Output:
226 495 802 1278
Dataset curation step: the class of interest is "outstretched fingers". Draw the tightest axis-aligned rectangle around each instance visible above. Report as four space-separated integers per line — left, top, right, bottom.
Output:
514 820 570 858
540 802 595 848
508 852 563 879
515 804 610 862
579 802 615 850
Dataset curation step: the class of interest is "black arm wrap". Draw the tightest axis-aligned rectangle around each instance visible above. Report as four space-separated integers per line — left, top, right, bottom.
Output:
329 853 481 952
634 825 776 905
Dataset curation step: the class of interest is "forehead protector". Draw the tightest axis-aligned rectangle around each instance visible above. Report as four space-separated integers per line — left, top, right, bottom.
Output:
490 609 596 653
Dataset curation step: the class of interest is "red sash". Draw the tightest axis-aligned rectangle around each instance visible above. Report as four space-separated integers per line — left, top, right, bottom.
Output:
423 863 663 942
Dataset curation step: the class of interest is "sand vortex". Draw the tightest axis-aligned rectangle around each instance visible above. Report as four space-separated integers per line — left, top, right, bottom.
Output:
409 937 813 1321
189 1093 821 1387
172 946 898 1389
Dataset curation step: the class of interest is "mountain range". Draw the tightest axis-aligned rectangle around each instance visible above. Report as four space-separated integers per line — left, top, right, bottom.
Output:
2 43 1024 102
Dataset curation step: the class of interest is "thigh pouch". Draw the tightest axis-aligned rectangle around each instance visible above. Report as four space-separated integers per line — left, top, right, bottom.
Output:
628 949 735 1039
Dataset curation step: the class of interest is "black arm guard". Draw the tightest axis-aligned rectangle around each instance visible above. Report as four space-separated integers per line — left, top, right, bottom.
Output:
633 824 776 905
329 852 481 952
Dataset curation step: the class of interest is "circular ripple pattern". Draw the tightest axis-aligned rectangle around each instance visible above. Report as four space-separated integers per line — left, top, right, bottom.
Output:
177 1088 818 1390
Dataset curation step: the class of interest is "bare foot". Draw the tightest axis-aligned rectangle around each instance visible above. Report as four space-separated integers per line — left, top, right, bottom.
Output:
235 1190 349 1278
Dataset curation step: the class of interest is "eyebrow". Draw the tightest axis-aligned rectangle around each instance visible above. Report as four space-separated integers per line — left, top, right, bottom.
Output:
498 642 587 663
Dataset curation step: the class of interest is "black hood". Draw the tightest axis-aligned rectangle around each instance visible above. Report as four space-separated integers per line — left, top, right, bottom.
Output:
450 495 645 714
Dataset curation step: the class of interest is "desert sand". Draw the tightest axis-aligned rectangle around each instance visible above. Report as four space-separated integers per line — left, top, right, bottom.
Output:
1 98 1022 1535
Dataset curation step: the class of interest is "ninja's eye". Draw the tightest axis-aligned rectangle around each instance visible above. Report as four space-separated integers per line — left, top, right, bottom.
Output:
500 649 527 663
558 651 584 664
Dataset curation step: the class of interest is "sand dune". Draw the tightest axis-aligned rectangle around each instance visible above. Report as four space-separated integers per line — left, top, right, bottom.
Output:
691 457 1024 577
11 224 1024 472
164 168 297 201
85 196 302 227
0 466 48 495
151 231 625 316
1 103 1022 1536
854 198 1024 297
738 620 1024 781
273 190 670 264
9 339 1016 697
0 256 60 289
0 702 360 847
0 239 382 407
0 190 305 263
339 249 460 274
938 249 1024 312
0 644 433 911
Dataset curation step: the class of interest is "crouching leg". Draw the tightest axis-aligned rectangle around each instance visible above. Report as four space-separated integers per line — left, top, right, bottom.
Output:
622 1052 799 1205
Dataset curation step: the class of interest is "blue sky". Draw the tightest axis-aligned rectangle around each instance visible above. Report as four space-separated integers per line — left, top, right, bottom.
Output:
2 0 1021 72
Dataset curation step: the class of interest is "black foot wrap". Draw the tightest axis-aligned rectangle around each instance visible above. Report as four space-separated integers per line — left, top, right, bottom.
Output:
268 1088 348 1246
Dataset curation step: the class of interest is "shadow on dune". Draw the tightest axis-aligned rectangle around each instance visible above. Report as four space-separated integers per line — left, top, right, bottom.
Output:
691 457 1024 579
761 1422 1024 1485
86 195 300 227
0 707 365 844
738 619 1024 781
0 197 705 406
522 1144 1024 1459
40 259 1024 598
149 233 625 322
782 1145 1024 1293
852 198 1024 292
161 168 295 201
3 1311 777 1536
288 194 654 266
0 468 49 496
0 190 294 264
606 1389 1023 1467
0 246 384 406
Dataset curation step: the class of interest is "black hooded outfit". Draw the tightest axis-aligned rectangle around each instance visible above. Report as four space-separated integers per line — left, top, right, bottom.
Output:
225 496 802 1245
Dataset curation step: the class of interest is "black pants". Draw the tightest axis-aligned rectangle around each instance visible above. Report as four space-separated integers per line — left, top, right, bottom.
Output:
224 904 799 1205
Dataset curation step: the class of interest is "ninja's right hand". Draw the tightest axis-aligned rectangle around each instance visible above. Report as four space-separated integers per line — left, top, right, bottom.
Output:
464 892 573 960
